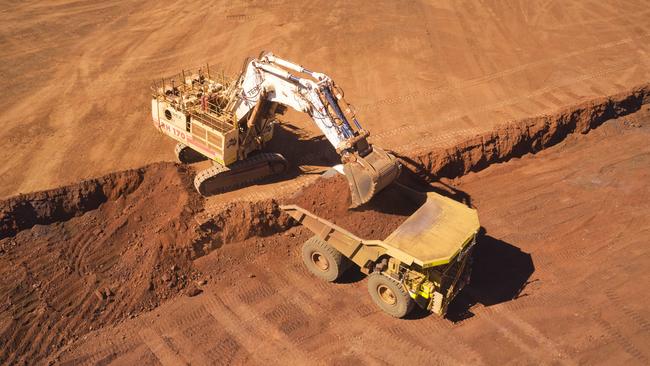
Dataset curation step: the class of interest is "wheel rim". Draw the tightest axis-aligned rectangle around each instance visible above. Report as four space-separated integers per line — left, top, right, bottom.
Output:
377 284 397 305
311 252 330 271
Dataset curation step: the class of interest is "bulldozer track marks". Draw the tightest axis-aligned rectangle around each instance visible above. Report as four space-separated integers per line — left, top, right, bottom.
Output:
203 292 315 365
63 334 141 366
276 265 461 364
359 29 650 113
140 327 191 365
237 284 277 304
593 317 649 365
262 303 312 343
603 289 650 333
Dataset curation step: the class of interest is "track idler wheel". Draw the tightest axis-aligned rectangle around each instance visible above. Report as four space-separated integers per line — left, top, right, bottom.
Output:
175 143 207 164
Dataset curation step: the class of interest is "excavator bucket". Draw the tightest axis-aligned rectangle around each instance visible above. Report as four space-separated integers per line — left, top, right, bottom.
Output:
343 147 401 207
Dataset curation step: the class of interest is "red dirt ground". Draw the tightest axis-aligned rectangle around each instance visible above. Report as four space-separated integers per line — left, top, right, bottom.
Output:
10 106 643 365
0 163 205 363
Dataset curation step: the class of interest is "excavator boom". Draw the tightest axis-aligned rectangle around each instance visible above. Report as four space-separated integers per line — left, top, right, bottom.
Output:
235 53 401 206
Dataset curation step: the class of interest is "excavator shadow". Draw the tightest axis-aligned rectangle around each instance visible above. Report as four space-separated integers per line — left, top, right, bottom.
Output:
393 153 473 207
267 122 340 170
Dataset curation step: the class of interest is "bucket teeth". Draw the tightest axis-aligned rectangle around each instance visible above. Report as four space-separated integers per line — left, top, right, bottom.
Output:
343 147 401 207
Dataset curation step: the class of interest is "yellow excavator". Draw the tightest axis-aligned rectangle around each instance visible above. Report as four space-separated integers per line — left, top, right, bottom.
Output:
150 52 400 206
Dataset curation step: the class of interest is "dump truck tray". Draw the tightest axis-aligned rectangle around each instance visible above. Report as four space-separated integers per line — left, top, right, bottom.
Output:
281 188 480 269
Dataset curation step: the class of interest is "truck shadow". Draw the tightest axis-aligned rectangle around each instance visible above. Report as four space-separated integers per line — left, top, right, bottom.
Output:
265 130 535 321
390 169 535 321
444 232 535 322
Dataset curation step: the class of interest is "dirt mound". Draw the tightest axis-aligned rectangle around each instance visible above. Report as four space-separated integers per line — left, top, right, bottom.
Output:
193 200 292 257
288 174 421 240
0 169 143 239
0 163 204 364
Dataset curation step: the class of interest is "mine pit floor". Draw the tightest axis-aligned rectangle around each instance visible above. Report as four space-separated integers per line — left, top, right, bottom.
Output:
2 107 650 365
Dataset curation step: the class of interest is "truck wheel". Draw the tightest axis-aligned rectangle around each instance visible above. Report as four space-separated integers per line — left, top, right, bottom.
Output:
302 236 349 282
367 273 414 318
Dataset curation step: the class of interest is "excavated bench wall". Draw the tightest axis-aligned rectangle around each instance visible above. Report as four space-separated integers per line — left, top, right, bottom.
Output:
401 84 650 180
0 169 144 239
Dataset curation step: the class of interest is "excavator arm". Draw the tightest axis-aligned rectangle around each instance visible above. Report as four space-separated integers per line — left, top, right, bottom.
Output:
232 52 401 206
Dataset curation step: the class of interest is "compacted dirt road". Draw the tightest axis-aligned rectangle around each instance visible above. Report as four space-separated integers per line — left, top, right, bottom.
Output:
34 107 648 365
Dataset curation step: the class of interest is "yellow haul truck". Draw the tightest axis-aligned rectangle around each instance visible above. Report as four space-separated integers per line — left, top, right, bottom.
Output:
281 188 479 318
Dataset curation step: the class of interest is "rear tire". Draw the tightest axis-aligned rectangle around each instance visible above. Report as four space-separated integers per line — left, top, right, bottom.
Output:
302 236 350 282
367 272 414 318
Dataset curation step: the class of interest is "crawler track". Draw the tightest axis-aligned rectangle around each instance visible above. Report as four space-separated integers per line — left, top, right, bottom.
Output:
194 153 288 196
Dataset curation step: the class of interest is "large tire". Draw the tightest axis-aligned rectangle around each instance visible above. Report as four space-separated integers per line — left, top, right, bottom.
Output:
367 272 414 318
302 236 349 282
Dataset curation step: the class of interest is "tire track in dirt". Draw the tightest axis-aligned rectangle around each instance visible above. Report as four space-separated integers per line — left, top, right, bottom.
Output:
0 163 206 365
276 263 463 365
204 294 311 365
139 327 193 365
575 276 650 365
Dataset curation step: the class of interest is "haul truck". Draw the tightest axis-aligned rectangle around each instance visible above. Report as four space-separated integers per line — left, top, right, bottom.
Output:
281 187 479 318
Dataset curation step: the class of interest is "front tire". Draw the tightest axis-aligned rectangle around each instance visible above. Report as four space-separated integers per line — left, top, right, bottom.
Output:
367 272 414 318
301 236 349 282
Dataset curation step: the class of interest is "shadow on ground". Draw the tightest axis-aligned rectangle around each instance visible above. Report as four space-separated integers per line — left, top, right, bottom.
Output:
383 163 535 321
446 232 535 322
394 155 473 206
266 122 340 168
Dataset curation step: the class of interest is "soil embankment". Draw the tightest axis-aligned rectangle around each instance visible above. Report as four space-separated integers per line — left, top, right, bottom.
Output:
58 106 650 365
0 163 204 363
401 84 650 181
1 93 649 365
1 169 143 239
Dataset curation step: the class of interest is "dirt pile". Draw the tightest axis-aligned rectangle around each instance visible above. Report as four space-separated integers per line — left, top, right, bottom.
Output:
0 163 204 364
0 169 143 239
288 174 421 240
193 200 293 258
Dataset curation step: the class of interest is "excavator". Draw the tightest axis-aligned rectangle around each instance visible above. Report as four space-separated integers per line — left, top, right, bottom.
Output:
150 52 400 206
